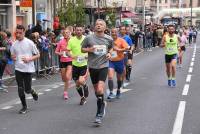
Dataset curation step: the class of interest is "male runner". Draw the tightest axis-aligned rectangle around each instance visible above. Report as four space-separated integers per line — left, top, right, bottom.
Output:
81 19 113 124
67 25 89 105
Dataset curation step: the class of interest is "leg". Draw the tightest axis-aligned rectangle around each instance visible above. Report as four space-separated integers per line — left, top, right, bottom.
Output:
15 70 27 108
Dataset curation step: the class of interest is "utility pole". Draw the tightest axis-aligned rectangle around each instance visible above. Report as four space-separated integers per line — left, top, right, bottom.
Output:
142 0 146 31
120 1 123 25
97 0 100 19
190 0 193 26
32 0 35 25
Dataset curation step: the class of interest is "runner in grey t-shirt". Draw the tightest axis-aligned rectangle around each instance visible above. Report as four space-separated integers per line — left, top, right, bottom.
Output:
81 19 113 124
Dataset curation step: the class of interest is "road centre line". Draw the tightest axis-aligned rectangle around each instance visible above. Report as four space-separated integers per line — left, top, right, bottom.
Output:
182 84 190 96
190 62 194 67
172 101 186 134
192 58 195 62
188 67 193 73
186 74 192 83
1 106 13 110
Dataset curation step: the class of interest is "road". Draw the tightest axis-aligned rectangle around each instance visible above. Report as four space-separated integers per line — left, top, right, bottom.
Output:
0 38 199 134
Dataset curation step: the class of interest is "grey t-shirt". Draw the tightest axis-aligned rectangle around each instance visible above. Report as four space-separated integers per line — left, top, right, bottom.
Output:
11 37 39 73
81 34 113 69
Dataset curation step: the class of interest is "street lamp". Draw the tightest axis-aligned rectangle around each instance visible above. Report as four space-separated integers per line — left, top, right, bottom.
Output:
97 0 100 19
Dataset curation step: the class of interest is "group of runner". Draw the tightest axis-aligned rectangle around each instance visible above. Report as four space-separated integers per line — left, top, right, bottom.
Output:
9 19 192 125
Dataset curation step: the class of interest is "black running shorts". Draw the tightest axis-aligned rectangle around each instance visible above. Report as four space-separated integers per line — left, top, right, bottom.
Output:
72 65 87 81
89 67 108 85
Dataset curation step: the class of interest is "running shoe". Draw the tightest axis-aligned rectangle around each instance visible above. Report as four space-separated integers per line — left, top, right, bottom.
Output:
94 115 102 124
168 80 172 87
107 92 115 99
18 107 27 114
171 80 176 87
80 97 87 105
31 90 38 101
116 90 121 99
63 91 69 100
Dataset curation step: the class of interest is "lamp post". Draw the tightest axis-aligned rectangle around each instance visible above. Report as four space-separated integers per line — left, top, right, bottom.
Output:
97 0 100 19
142 0 146 32
32 0 35 25
190 0 193 26
119 1 123 25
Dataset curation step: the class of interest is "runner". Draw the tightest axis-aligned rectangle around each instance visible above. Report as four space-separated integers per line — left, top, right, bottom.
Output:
119 26 133 83
55 28 72 100
125 26 135 81
178 31 187 68
10 25 40 114
107 28 129 99
160 25 180 87
67 25 89 105
81 19 113 124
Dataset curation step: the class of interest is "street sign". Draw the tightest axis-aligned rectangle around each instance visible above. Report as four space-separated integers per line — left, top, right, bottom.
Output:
20 0 32 7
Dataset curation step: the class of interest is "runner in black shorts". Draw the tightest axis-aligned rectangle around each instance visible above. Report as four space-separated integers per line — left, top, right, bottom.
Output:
67 25 89 105
81 19 113 124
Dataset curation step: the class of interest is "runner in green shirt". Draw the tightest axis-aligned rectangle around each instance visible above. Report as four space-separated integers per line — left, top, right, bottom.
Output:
67 25 89 105
161 25 181 87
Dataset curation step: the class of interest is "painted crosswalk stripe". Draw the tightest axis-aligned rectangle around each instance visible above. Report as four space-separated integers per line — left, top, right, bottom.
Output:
45 89 52 92
188 67 193 73
1 106 13 110
14 101 21 105
182 84 189 96
172 101 186 134
186 74 192 82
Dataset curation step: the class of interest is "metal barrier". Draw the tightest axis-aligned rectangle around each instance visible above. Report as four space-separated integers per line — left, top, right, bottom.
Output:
3 42 60 81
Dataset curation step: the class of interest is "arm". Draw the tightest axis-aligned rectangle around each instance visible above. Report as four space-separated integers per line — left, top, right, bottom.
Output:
81 37 95 53
160 36 166 48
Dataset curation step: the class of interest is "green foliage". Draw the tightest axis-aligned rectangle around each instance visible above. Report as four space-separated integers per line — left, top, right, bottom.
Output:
106 9 116 28
57 0 86 26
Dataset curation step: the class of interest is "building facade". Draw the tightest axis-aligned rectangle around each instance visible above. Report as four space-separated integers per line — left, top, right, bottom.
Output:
0 0 16 33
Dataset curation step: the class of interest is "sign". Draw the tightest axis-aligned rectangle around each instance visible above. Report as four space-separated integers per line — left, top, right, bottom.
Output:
20 0 32 7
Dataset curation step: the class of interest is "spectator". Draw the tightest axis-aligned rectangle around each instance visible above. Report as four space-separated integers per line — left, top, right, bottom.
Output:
32 20 43 35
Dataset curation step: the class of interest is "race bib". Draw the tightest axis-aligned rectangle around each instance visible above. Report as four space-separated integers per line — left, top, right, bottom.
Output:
167 47 174 52
62 51 68 57
17 55 25 64
111 51 117 58
77 56 85 63
94 45 106 55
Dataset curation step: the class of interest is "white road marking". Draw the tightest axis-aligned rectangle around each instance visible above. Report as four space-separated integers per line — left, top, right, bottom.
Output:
38 92 44 95
172 101 186 134
14 101 21 105
192 55 195 58
59 83 64 86
44 89 52 92
188 67 193 73
27 96 33 100
123 82 130 87
190 62 194 67
52 85 60 89
191 58 195 62
186 74 192 82
1 106 13 110
182 84 190 96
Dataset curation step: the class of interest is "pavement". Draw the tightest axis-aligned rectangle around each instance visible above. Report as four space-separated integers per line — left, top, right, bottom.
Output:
0 38 199 134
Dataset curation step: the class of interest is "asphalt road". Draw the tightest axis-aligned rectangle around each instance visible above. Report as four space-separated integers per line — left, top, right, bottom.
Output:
0 38 199 134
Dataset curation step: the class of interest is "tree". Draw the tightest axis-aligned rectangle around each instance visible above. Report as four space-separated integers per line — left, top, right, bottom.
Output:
57 0 86 26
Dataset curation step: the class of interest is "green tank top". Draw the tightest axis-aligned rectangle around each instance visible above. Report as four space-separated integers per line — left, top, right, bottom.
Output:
164 34 178 55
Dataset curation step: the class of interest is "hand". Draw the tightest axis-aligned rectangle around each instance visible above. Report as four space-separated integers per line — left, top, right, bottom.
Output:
11 55 17 61
87 47 95 53
106 53 111 60
22 56 32 63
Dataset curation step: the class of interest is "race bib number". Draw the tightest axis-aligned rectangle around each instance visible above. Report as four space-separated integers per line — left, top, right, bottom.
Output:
111 51 117 58
77 56 85 63
94 45 106 55
167 47 174 52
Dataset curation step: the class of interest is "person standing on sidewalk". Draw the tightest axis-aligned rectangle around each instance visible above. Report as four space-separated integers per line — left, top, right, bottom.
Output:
67 25 89 105
81 19 113 124
55 28 72 100
11 25 40 114
0 31 9 92
160 25 180 87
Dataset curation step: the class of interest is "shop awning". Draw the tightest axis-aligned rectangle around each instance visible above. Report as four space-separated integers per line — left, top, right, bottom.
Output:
122 11 136 18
